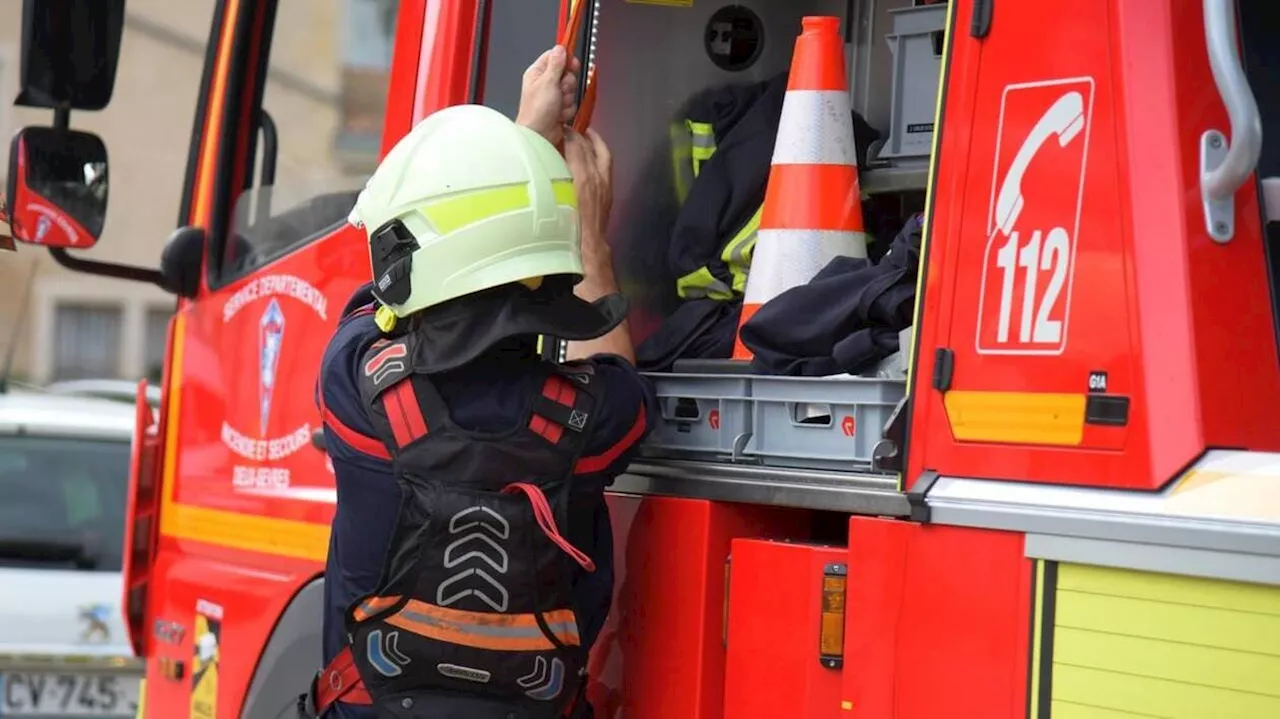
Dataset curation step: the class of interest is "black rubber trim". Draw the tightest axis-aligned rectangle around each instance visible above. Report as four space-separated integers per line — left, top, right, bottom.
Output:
971 0 994 39
931 347 955 392
1037 561 1058 719
202 0 258 289
1084 395 1129 426
48 249 164 286
905 470 940 523
468 0 491 104
177 0 229 227
239 0 280 199
898 1 958 491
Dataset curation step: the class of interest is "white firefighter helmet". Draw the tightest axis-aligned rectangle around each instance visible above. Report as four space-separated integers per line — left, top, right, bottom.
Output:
349 104 584 331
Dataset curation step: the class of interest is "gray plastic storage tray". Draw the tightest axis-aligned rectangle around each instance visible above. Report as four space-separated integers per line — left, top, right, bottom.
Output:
642 372 752 460
879 4 947 160
641 371 906 473
743 375 905 472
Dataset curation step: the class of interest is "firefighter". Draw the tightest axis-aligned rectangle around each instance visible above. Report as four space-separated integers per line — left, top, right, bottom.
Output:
304 45 656 719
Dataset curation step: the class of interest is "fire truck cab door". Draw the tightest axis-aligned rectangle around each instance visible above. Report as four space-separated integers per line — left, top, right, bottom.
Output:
149 1 428 714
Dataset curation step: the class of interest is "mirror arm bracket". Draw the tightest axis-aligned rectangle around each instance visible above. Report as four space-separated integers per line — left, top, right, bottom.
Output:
48 248 165 287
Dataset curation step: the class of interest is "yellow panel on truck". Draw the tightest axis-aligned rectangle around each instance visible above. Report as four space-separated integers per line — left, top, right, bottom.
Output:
1046 563 1280 719
926 450 1280 719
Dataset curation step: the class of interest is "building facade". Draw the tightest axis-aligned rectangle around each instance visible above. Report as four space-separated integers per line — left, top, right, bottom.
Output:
0 0 395 385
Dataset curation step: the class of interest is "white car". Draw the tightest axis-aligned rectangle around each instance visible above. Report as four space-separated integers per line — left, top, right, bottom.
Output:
0 389 142 717
43 380 161 410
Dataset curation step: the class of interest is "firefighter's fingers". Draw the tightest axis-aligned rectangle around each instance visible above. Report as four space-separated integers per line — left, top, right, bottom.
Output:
523 48 550 81
563 130 593 168
525 45 566 84
560 78 578 124
565 132 602 188
544 44 568 78
560 71 578 100
585 128 611 179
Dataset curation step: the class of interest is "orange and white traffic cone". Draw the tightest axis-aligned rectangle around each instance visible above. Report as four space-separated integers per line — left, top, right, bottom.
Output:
732 15 868 361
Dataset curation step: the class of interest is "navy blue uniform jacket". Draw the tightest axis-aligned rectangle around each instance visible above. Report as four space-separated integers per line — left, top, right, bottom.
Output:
316 286 657 718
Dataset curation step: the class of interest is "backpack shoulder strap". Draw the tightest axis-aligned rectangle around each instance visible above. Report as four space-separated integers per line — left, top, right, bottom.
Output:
356 336 449 454
524 361 603 456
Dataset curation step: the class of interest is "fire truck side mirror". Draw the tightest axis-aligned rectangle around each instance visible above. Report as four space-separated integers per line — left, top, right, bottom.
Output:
15 0 125 112
5 127 108 250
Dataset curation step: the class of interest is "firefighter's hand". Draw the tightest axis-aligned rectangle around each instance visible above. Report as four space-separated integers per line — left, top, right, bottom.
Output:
564 129 612 241
517 46 580 147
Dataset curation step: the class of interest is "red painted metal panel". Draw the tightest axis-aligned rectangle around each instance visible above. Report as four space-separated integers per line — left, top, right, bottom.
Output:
381 0 427 155
144 548 320 715
414 0 483 122
843 516 1032 719
909 0 1280 491
1156 0 1280 452
588 496 809 719
723 539 845 719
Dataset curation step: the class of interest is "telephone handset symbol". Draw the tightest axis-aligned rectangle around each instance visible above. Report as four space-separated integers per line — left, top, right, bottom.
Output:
994 91 1086 235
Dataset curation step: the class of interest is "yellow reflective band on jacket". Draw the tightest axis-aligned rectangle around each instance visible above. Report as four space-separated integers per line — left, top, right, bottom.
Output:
670 123 694 205
671 117 761 301
687 120 716 178
676 266 735 301
675 204 762 300
722 204 761 294
420 179 577 236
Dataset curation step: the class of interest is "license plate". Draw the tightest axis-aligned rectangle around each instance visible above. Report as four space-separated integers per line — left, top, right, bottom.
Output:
0 672 139 717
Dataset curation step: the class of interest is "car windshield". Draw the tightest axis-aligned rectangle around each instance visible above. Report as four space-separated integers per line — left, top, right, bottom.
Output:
0 435 129 572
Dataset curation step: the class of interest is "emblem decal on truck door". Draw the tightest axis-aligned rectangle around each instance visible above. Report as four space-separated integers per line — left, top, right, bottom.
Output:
259 298 286 436
976 77 1095 356
219 274 331 499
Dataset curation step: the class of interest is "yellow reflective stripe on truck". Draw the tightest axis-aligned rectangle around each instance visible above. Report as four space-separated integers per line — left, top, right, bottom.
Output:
159 310 330 561
943 391 1086 446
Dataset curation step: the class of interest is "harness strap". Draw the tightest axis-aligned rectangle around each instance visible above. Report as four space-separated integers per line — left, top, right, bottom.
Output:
313 646 372 715
528 374 590 445
381 380 429 449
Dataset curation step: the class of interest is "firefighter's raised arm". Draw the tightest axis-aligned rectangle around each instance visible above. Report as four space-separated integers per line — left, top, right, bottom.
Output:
562 128 633 364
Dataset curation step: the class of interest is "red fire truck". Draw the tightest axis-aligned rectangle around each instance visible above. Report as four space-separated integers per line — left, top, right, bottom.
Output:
7 0 1280 717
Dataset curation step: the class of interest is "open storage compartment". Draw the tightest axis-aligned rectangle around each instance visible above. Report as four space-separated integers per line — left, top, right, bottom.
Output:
585 0 947 476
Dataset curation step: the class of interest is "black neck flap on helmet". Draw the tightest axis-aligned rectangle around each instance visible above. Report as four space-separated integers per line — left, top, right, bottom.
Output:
404 277 629 373
369 219 418 307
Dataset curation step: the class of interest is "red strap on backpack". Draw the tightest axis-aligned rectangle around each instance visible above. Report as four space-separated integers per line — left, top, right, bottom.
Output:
381 380 429 449
313 646 372 715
